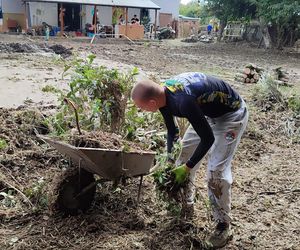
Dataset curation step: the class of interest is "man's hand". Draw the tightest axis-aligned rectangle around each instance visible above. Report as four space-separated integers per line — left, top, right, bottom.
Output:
172 164 190 184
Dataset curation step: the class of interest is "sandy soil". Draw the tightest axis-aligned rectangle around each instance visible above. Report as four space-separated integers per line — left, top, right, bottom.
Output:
0 35 299 250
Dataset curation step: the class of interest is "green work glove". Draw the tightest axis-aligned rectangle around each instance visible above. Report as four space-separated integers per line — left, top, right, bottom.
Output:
172 164 189 184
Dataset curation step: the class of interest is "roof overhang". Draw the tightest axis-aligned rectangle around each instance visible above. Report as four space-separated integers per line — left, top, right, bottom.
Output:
179 15 200 21
23 0 161 9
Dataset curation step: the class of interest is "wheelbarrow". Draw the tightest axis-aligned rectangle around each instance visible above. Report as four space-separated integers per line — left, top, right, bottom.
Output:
38 135 156 215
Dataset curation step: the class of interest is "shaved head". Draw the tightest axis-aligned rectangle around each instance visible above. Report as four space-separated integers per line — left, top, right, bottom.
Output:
131 79 162 102
131 79 165 112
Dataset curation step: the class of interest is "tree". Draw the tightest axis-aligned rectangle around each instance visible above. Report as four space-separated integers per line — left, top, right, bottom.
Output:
206 0 256 40
206 0 300 48
252 0 300 48
179 1 201 18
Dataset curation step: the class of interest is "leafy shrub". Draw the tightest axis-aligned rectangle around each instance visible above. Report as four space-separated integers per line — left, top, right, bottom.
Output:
252 73 285 111
48 54 138 134
288 95 300 114
0 138 7 150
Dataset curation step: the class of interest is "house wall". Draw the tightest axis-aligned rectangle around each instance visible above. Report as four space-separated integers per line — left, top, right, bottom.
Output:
178 19 200 38
82 6 140 28
83 5 112 28
0 0 25 32
29 3 58 27
2 0 24 14
149 0 180 26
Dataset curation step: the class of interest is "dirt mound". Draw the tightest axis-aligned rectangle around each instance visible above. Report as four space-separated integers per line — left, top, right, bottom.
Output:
66 131 146 153
48 44 73 57
0 42 72 57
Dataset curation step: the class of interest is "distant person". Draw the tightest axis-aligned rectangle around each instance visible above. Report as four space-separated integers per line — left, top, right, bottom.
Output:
207 24 213 35
214 23 219 33
0 7 3 26
131 15 139 24
119 14 125 25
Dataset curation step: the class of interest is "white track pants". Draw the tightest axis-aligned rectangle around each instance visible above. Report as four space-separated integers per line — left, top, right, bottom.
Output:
176 101 248 223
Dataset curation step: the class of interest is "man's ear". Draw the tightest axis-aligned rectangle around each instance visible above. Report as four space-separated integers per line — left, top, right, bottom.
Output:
149 99 157 108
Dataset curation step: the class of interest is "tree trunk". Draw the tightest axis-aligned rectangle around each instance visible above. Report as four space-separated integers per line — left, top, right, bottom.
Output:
262 26 272 49
217 19 227 42
259 18 272 49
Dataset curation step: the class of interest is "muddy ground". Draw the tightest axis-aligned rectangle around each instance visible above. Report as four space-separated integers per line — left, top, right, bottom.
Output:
0 35 299 249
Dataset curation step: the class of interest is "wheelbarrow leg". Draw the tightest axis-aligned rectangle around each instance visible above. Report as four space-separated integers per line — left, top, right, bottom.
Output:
137 175 144 205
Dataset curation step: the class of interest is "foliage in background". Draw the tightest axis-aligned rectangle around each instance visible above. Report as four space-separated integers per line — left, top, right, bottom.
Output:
204 0 299 47
112 8 123 25
251 0 300 47
179 1 201 18
205 0 256 22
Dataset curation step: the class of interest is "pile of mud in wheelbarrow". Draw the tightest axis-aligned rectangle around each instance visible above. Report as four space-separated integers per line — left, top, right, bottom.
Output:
0 107 156 216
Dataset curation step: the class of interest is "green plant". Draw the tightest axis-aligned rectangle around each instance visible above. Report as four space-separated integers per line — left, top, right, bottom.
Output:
153 163 188 216
288 95 300 114
141 15 151 26
25 177 48 210
48 54 138 135
42 85 59 93
252 73 285 111
112 8 123 25
0 190 16 207
0 138 8 150
123 102 164 142
151 140 186 215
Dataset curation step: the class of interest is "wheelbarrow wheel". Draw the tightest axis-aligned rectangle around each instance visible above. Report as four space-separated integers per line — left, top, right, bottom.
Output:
56 167 96 215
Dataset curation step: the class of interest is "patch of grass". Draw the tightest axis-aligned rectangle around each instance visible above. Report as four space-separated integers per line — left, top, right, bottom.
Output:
200 66 234 80
25 177 48 210
288 95 300 113
0 138 8 150
41 85 58 93
0 189 17 208
252 73 285 111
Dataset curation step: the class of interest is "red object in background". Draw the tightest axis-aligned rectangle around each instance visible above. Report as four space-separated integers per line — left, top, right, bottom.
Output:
75 31 83 36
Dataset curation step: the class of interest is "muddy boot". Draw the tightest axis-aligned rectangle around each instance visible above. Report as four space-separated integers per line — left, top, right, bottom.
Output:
181 182 195 219
207 222 232 249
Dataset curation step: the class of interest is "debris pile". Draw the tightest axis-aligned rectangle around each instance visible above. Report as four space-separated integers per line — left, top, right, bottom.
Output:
235 63 263 83
181 34 214 43
0 42 72 57
198 34 214 43
181 35 198 43
272 66 291 85
63 130 147 153
48 44 73 57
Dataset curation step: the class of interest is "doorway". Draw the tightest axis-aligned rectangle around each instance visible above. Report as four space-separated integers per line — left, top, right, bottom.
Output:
140 9 149 24
58 3 80 31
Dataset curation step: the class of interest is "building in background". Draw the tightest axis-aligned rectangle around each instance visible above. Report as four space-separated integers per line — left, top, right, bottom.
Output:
0 0 26 32
150 0 180 28
24 0 179 31
178 15 200 38
0 0 181 38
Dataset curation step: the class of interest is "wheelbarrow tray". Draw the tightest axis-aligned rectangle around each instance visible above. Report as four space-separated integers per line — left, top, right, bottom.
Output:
38 135 156 180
